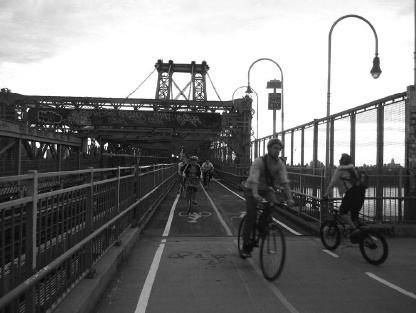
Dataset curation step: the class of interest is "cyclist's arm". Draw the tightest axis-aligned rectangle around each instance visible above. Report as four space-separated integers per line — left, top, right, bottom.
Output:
282 182 294 206
323 168 341 197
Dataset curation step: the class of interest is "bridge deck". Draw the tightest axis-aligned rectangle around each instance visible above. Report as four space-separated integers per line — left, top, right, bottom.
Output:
56 179 416 313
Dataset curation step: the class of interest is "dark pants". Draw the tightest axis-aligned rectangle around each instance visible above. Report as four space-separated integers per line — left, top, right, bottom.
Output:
202 171 212 185
340 186 366 221
242 188 277 244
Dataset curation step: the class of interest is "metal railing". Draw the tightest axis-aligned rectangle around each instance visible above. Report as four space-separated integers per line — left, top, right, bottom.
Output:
0 164 176 312
214 163 415 232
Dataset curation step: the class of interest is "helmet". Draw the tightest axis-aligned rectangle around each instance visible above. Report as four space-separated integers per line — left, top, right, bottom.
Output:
267 138 284 149
190 155 199 161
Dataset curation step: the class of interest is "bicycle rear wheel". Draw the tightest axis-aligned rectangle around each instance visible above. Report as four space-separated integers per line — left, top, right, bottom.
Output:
260 224 285 281
320 221 341 250
359 229 388 265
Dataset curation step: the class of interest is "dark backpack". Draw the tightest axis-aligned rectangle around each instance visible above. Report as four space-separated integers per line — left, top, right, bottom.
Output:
343 167 369 189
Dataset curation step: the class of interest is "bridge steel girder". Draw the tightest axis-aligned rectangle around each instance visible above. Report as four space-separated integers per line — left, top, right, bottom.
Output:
1 89 253 165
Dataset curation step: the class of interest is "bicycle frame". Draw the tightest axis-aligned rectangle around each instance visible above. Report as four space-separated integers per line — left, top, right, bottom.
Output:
202 170 211 188
186 176 199 213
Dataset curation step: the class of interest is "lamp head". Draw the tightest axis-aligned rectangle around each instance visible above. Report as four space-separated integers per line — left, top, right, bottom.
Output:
245 85 253 94
370 56 382 79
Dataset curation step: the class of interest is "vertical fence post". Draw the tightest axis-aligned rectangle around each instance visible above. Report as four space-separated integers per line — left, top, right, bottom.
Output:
24 170 38 312
398 167 403 222
405 86 416 222
116 167 120 213
85 168 94 274
376 103 384 221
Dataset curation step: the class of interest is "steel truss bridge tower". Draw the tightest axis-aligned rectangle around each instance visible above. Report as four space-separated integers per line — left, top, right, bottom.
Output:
155 59 209 101
0 60 254 179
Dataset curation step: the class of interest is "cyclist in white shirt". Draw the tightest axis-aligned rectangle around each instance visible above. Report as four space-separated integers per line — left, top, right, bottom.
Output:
201 159 214 189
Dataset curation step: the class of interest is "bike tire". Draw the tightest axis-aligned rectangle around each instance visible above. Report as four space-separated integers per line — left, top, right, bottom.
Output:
187 190 193 215
180 184 186 199
237 215 247 258
260 223 286 281
359 229 388 265
320 221 341 250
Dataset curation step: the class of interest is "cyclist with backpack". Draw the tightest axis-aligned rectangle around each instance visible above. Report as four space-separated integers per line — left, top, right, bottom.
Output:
241 138 295 258
323 153 366 240
177 156 188 194
181 156 202 204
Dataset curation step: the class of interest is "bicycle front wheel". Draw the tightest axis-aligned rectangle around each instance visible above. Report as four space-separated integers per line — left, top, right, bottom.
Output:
260 224 285 281
359 229 388 265
320 221 341 250
237 215 247 258
187 190 194 214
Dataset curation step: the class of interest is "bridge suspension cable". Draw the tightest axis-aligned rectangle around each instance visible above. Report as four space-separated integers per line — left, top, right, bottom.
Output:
206 67 222 101
122 64 160 103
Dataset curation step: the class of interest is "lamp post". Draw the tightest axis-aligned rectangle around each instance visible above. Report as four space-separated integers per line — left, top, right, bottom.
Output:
326 15 381 169
246 58 284 139
232 86 259 157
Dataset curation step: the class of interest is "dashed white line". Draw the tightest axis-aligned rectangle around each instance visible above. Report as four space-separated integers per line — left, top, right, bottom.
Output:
322 249 339 258
366 272 416 299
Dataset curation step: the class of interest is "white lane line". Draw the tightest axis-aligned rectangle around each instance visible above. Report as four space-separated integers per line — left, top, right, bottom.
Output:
162 194 180 236
135 239 167 313
273 218 302 235
232 239 300 313
215 180 301 236
322 249 339 258
366 272 416 300
136 194 179 311
201 184 233 236
216 180 245 200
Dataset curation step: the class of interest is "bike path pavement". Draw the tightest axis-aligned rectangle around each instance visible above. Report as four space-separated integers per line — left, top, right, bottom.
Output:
55 181 416 313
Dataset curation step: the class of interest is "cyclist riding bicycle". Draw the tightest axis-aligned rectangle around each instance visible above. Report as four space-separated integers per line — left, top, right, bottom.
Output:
201 159 214 189
323 153 366 241
241 138 294 258
177 156 188 193
181 155 202 204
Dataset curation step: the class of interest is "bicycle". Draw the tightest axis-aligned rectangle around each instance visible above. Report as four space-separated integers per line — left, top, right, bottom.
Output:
237 200 286 281
185 176 199 215
320 199 388 265
178 175 187 199
202 170 212 190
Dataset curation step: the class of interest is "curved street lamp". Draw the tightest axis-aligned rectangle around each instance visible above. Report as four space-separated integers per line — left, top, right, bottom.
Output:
246 58 284 138
326 15 381 168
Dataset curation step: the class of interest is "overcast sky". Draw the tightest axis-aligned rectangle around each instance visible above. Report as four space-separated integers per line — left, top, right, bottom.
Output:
0 0 414 140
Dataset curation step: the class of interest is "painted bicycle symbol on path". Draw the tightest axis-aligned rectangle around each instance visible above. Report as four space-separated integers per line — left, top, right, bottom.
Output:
231 211 246 221
178 211 211 223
